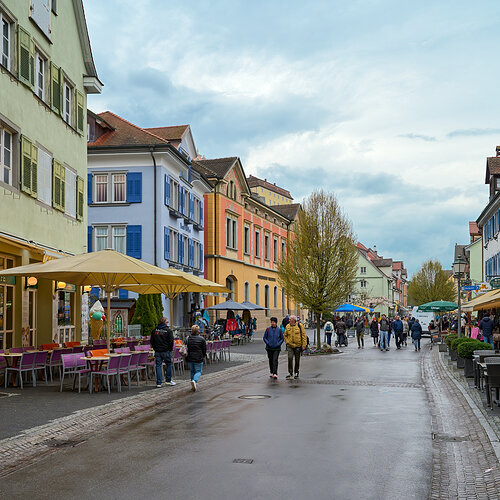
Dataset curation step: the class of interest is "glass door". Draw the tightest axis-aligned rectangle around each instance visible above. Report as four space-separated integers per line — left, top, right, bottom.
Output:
28 289 37 347
0 284 14 349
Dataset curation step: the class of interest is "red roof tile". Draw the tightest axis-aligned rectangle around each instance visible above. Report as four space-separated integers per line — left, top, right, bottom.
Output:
144 125 189 141
469 221 480 236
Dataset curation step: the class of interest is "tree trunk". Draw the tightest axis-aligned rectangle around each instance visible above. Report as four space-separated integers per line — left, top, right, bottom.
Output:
316 312 321 349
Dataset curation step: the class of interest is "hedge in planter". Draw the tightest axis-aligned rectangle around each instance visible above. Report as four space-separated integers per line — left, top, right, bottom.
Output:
445 333 458 347
450 337 476 352
456 340 492 378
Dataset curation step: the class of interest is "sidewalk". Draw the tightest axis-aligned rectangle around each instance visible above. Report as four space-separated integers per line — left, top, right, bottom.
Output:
424 346 500 498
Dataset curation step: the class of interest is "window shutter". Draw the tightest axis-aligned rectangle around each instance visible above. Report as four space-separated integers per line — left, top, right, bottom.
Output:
20 136 33 195
179 187 184 213
178 234 183 264
18 26 33 87
60 163 66 210
189 194 194 220
52 159 65 211
75 90 84 134
50 62 61 114
164 174 170 206
200 200 204 226
200 243 203 271
118 289 128 299
164 227 170 260
30 141 38 198
88 226 92 252
189 239 194 267
76 176 84 220
87 173 93 204
126 172 142 203
126 225 142 259
90 287 100 298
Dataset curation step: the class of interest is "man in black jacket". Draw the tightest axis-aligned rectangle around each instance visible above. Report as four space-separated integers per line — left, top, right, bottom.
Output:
150 317 176 388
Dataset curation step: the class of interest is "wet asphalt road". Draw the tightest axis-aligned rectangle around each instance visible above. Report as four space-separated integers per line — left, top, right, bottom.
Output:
2 337 432 500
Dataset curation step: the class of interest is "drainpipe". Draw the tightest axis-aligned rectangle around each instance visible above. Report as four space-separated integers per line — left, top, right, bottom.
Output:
150 147 158 266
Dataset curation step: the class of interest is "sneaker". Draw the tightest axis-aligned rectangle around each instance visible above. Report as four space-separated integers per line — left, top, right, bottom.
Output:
294 373 299 379
286 374 293 379
156 384 162 388
191 380 197 392
269 373 274 378
167 381 177 386
273 374 278 379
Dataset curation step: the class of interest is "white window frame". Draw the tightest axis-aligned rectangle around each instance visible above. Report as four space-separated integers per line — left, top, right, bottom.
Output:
244 225 250 254
360 280 367 289
94 174 108 203
171 180 179 211
264 233 270 261
226 216 237 250
35 51 46 101
64 167 77 218
194 241 200 269
170 229 178 262
360 266 367 274
37 147 52 205
1 12 12 71
112 226 126 254
63 80 73 125
273 237 278 263
112 173 126 203
244 282 249 302
94 224 126 252
255 229 261 258
0 126 12 186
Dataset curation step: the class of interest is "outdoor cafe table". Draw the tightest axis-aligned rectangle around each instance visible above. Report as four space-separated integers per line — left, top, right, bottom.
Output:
83 353 131 392
3 353 23 387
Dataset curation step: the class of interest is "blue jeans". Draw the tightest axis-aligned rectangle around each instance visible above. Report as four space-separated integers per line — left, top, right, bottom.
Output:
387 332 392 346
484 333 494 347
155 351 172 385
380 330 388 350
413 338 421 350
188 361 203 383
325 332 332 345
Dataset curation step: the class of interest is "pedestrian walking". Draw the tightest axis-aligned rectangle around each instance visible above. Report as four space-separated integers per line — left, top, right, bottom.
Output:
282 315 290 330
335 317 347 346
355 316 365 348
150 317 176 388
284 316 307 379
479 314 495 347
402 316 409 346
410 319 422 351
370 317 379 346
387 318 393 348
186 324 207 392
392 315 403 349
324 319 334 346
379 314 390 351
264 317 284 379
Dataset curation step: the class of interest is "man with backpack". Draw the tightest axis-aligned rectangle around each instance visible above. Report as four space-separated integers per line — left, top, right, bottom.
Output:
379 314 391 351
392 315 404 349
284 316 307 379
335 317 347 347
324 319 334 345
355 316 365 348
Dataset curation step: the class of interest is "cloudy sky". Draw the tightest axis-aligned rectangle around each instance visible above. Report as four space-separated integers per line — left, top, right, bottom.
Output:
85 0 500 275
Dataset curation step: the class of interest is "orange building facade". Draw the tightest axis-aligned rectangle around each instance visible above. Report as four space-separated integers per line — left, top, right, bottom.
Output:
192 157 302 327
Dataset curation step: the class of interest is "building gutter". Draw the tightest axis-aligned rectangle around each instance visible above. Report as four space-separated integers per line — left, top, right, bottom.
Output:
150 147 158 266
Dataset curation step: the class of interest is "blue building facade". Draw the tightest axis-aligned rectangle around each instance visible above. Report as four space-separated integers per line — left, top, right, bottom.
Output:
87 111 210 327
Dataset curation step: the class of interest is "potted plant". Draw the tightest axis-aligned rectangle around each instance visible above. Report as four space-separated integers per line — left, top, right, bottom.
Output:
445 333 458 359
457 340 493 377
451 337 476 368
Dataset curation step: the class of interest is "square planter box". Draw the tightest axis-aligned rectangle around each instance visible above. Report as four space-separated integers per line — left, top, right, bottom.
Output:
439 343 447 352
450 349 458 361
464 358 474 378
457 357 465 369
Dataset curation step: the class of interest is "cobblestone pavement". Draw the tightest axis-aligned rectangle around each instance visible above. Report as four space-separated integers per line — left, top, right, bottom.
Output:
0 358 267 479
423 347 500 499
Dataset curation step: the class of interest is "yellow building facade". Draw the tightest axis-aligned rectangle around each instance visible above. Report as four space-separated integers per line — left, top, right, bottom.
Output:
247 175 294 207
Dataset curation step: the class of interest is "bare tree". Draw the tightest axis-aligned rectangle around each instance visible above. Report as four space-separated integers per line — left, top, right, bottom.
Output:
278 190 358 348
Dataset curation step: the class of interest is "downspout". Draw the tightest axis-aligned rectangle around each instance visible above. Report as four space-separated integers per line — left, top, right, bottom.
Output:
150 147 158 267
214 182 219 304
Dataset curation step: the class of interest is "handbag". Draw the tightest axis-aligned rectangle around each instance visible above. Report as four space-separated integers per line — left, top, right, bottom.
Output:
179 344 188 356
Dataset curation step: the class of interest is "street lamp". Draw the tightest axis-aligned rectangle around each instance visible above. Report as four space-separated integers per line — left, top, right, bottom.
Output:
453 254 467 338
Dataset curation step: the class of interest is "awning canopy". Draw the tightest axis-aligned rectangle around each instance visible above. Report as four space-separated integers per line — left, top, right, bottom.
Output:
462 289 500 311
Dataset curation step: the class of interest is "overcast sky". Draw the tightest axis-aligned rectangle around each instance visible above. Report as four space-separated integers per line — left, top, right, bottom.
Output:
85 0 500 276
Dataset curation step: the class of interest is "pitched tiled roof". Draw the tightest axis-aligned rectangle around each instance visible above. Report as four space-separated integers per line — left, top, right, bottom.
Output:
372 258 393 268
469 221 480 236
144 125 189 141
486 157 500 183
272 203 300 221
88 111 170 147
191 157 238 179
393 261 403 270
247 175 293 199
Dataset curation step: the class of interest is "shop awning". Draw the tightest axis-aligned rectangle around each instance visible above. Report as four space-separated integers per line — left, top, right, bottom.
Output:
462 289 500 311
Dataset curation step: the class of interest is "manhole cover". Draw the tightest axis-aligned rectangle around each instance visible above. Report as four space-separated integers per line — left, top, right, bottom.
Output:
238 395 271 400
233 458 254 464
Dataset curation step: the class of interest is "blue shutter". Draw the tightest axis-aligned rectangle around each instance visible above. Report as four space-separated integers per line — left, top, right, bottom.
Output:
126 225 142 259
178 233 182 264
165 174 171 206
178 186 183 213
87 173 93 205
90 287 100 298
200 200 204 226
126 172 142 203
88 226 92 252
189 194 194 220
188 239 194 267
200 243 203 271
119 289 128 299
164 227 170 260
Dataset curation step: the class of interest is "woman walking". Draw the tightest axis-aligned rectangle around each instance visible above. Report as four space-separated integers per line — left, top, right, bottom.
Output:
370 317 379 347
186 324 207 391
264 317 284 379
411 318 422 351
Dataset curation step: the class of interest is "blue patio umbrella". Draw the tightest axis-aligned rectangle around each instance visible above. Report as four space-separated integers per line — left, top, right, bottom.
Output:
334 303 372 313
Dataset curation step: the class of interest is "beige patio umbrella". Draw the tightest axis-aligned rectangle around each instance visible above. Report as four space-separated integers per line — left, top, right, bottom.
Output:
121 269 231 326
0 249 197 350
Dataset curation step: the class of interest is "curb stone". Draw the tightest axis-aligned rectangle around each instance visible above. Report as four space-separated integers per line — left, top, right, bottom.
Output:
0 358 267 478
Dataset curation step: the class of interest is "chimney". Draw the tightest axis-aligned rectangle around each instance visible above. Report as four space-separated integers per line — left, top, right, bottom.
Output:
496 146 500 157
373 245 377 254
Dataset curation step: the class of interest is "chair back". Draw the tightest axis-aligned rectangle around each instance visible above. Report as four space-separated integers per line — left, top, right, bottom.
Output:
90 349 109 357
206 343 213 354
138 352 149 365
61 354 77 370
22 346 35 352
141 340 151 346
173 348 182 361
126 340 139 348
34 351 48 366
0 354 7 368
121 347 131 354
114 348 123 354
118 354 131 370
50 349 65 363
76 354 88 368
10 347 23 353
20 352 36 368
129 352 140 367
72 346 84 353
106 356 121 371
83 345 93 355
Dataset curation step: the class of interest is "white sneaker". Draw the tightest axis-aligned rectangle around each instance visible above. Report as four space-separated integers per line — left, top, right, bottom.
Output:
191 380 197 392
156 384 162 388
167 381 177 386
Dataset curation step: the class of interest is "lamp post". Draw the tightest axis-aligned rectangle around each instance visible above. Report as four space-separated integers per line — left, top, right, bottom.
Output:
453 254 467 338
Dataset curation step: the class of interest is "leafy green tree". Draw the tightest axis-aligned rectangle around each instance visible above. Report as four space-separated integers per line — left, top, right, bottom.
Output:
131 294 157 334
154 294 164 322
278 190 358 348
408 260 456 305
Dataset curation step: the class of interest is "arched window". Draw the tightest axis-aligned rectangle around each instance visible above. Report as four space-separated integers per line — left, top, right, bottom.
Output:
227 181 237 200
115 313 123 334
274 286 278 308
255 283 260 306
264 285 270 317
244 282 249 302
226 276 234 300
